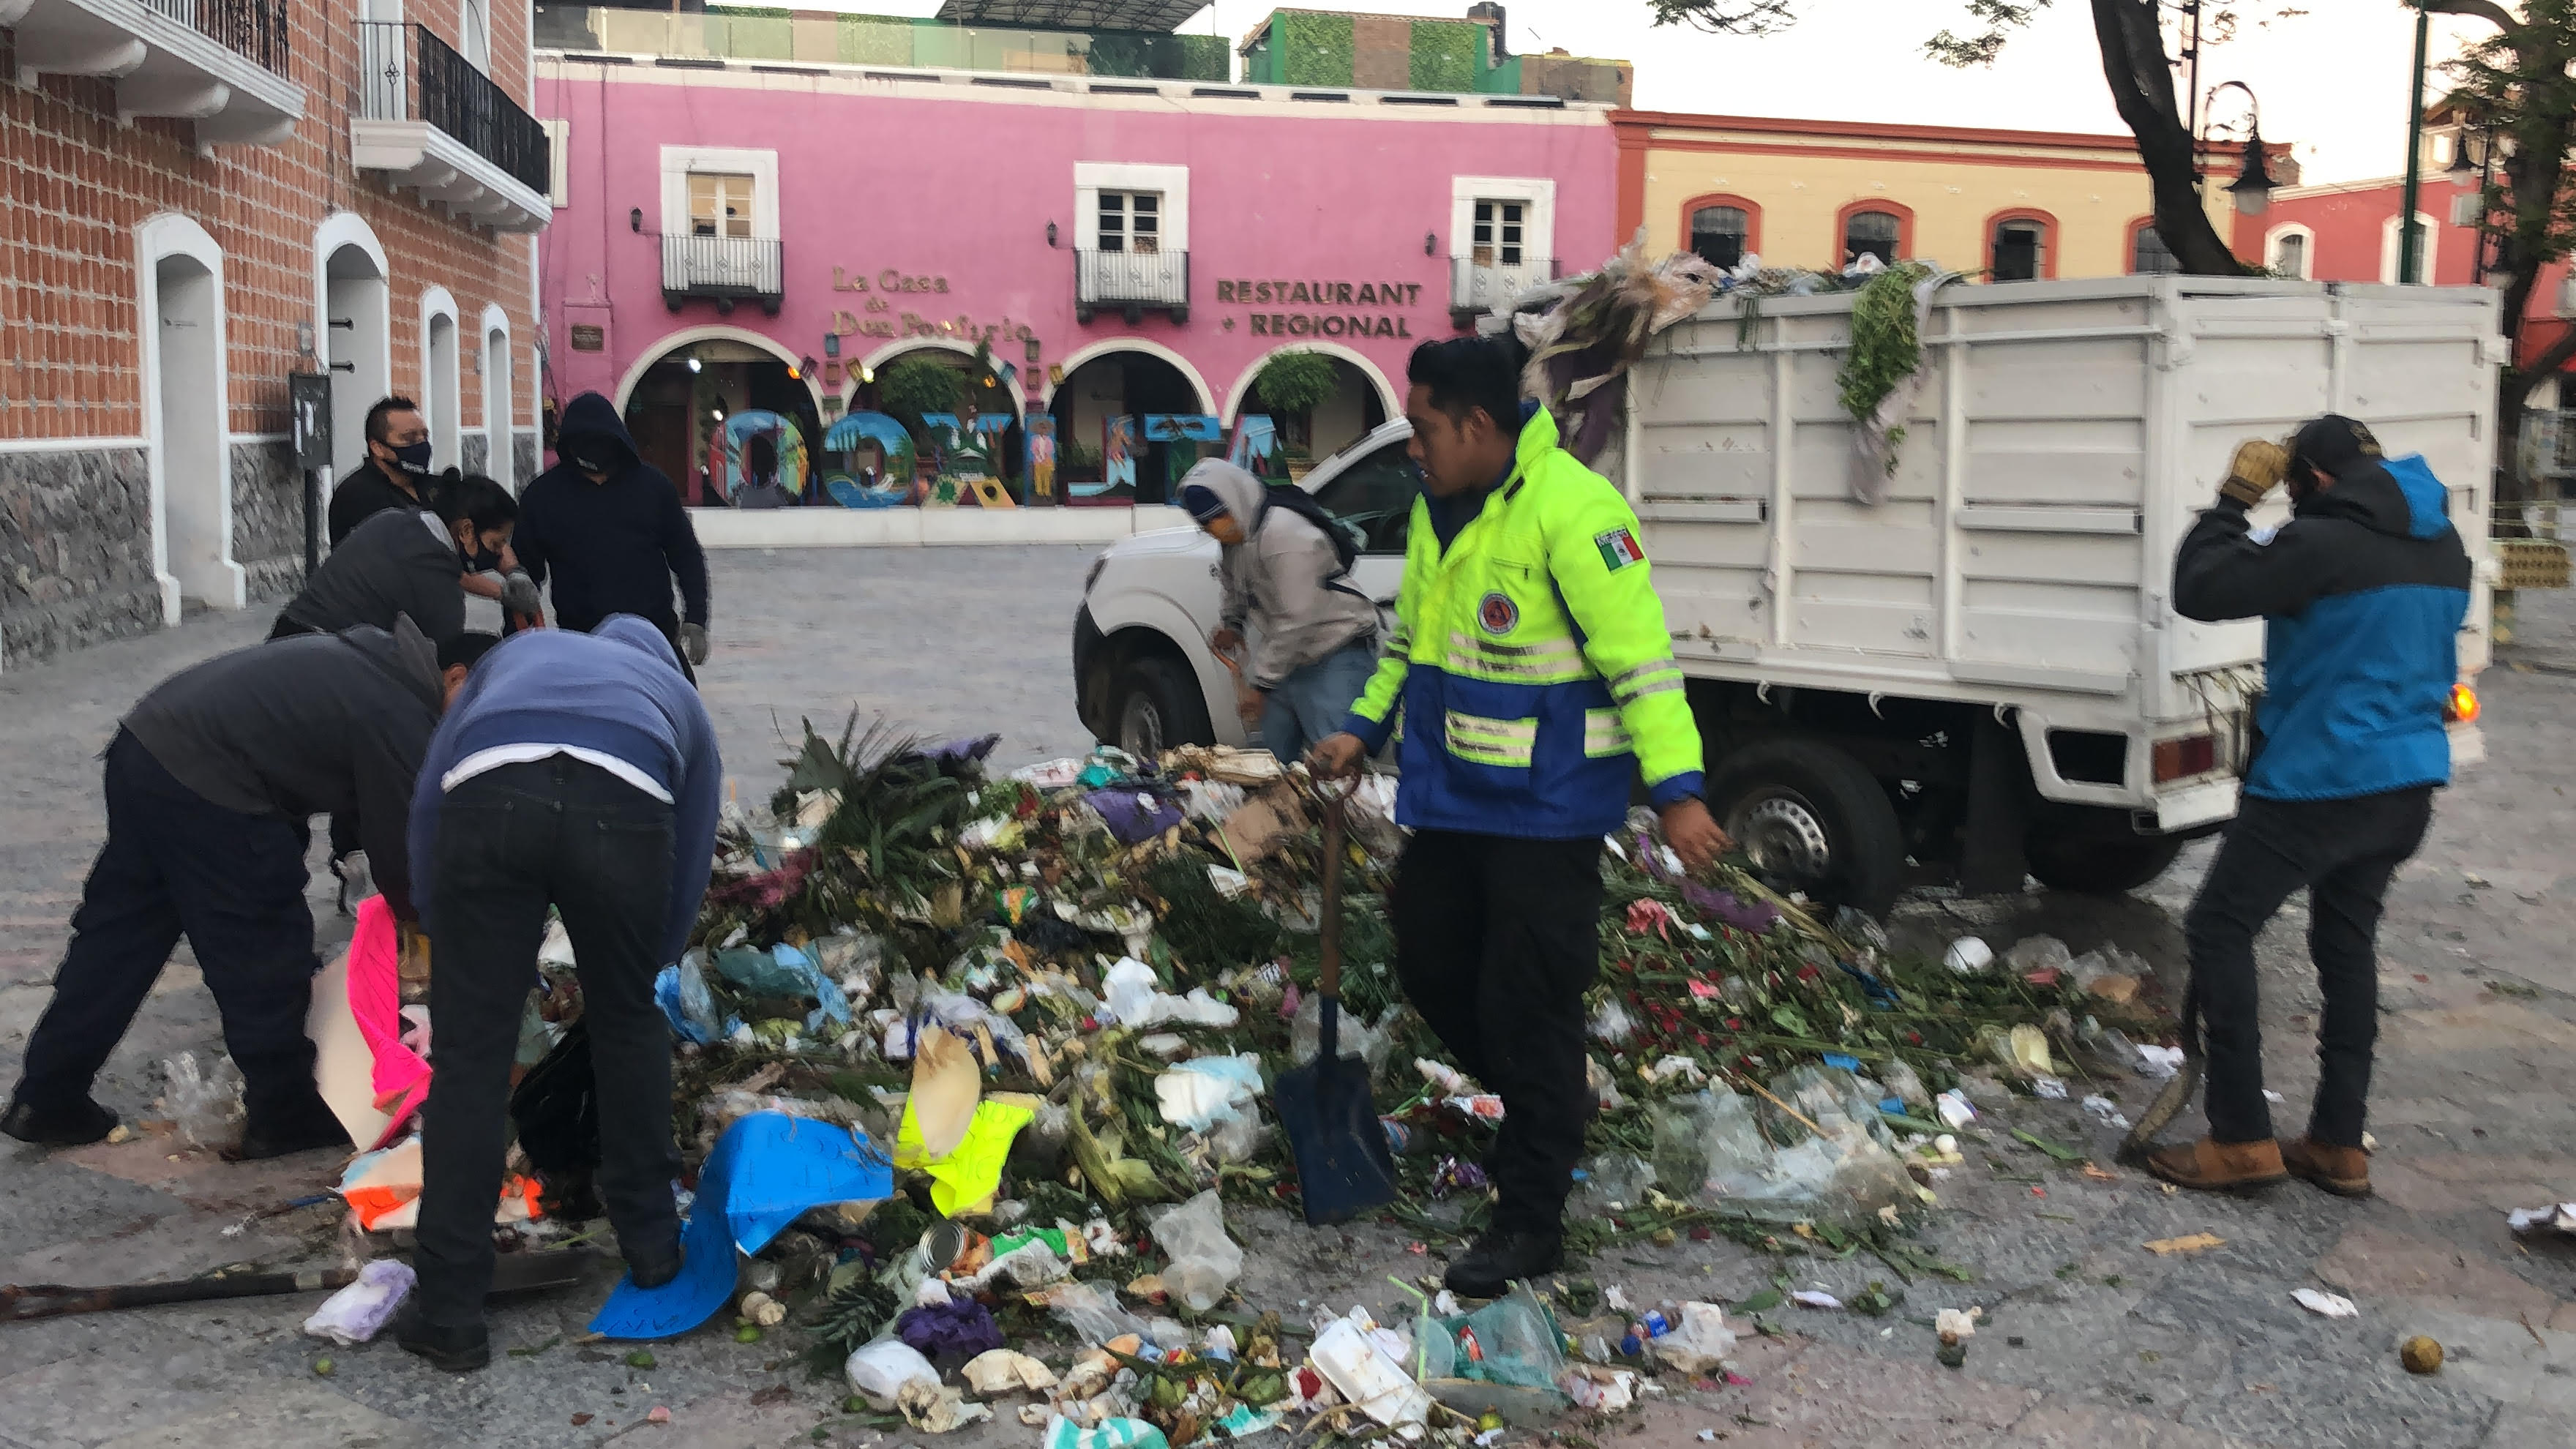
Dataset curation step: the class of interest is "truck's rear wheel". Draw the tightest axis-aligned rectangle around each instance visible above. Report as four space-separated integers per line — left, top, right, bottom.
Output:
2024 831 2184 895
1706 738 1904 917
1112 655 1213 760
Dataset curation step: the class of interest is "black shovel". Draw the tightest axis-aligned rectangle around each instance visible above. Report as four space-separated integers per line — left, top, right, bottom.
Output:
1273 787 1400 1226
1 1248 590 1323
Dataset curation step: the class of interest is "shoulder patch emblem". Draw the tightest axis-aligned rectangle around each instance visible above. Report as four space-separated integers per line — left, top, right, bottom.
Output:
1477 591 1519 636
1594 527 1646 572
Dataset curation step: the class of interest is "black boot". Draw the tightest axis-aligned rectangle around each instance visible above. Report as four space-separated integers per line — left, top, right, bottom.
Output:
393 1303 490 1372
624 1237 684 1290
1442 1228 1563 1299
1 1095 116 1148
229 1095 351 1161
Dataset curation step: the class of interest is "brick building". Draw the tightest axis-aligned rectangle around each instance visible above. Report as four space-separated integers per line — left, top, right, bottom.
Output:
1 0 550 668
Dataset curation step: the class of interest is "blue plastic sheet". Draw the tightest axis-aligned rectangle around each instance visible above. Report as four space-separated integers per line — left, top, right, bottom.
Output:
589 1112 892 1340
654 954 738 1045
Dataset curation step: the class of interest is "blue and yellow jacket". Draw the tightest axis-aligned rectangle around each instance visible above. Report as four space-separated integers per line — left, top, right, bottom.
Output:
2174 454 2471 801
1338 407 1704 839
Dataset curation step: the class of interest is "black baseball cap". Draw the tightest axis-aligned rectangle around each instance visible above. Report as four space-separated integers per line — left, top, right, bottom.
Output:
2288 414 2384 478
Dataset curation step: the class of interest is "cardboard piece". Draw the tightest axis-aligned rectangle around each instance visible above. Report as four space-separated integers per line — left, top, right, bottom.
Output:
1215 786 1310 866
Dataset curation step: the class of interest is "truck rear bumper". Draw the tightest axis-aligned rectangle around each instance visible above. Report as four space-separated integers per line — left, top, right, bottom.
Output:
2137 777 2239 836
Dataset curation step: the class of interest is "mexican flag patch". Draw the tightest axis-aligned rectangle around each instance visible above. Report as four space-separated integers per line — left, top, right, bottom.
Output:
1594 527 1646 572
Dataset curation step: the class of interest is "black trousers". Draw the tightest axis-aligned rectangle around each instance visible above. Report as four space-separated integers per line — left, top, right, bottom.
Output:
413 757 680 1327
2186 785 2434 1147
1390 829 1603 1235
12 730 327 1125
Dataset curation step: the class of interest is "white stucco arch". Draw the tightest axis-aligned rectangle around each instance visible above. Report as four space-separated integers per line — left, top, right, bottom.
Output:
479 302 512 482
418 284 462 470
1046 337 1218 417
1217 342 1401 427
847 337 1030 420
312 212 392 484
610 323 820 417
135 211 242 622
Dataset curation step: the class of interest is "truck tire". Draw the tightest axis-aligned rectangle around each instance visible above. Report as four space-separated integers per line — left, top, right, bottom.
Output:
1706 738 1905 917
2024 832 2184 896
1111 654 1214 760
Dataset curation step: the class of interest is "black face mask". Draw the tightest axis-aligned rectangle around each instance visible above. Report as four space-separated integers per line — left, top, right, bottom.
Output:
384 441 433 478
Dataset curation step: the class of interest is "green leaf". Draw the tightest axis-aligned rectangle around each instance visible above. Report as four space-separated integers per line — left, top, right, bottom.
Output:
2012 1128 2084 1163
1734 1289 1783 1313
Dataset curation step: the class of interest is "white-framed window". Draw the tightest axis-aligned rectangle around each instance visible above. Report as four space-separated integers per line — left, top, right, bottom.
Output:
460 0 490 71
689 172 755 239
2264 222 2313 280
539 117 570 209
1450 176 1556 273
1074 162 1190 254
659 146 779 240
1097 190 1161 255
2379 211 2441 284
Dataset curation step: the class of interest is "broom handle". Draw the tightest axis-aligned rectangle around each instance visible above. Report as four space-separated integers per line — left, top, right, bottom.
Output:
1318 791 1345 1000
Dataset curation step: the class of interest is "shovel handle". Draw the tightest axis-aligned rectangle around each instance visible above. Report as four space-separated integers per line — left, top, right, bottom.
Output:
1317 790 1346 1000
1 1267 357 1322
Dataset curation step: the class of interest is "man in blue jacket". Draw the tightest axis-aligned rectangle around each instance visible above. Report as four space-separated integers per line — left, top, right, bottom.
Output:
393 616 722 1370
2152 416 2471 1197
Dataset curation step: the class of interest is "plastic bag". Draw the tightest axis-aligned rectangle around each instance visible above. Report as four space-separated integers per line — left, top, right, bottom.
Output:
1042 1281 1154 1347
1145 1189 1242 1312
1450 1283 1565 1393
1653 1302 1737 1374
714 943 850 1033
1573 1153 1655 1213
1309 1317 1431 1426
845 1338 942 1409
301 1259 415 1345
163 1052 244 1150
812 931 888 1011
1153 1055 1262 1133
654 951 733 1046
1290 995 1393 1071
2001 935 2073 976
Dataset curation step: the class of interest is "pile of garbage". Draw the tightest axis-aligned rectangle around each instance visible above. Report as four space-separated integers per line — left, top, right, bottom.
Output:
279 720 2168 1434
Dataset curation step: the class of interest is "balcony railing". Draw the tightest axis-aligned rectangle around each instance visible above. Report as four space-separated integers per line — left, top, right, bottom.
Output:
1076 249 1190 322
1450 257 1556 319
143 0 290 77
533 4 1229 81
662 233 785 314
358 21 549 198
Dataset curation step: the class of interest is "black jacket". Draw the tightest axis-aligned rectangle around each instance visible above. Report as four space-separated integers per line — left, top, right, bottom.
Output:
277 506 465 643
121 619 443 921
327 463 435 550
517 393 710 634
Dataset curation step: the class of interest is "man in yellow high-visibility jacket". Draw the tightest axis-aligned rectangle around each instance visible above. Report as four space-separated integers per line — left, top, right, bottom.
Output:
1311 337 1726 1296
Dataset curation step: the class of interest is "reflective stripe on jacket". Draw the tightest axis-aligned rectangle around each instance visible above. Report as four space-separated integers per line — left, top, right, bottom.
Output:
1338 407 1704 839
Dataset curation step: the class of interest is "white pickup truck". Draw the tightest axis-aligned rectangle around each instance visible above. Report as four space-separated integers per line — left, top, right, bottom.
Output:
1074 277 2498 912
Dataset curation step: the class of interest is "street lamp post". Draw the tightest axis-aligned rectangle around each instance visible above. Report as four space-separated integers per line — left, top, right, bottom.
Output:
2401 1 2433 283
2203 82 2277 222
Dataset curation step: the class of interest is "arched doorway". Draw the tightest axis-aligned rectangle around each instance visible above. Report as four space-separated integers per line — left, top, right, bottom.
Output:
138 214 242 618
481 305 512 486
844 342 1024 502
317 218 392 487
422 288 463 472
1229 351 1391 466
623 335 823 505
1049 345 1214 504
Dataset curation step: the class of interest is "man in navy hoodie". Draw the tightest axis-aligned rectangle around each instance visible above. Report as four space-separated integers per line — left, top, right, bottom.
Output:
515 393 712 678
2151 416 2472 1197
394 616 722 1370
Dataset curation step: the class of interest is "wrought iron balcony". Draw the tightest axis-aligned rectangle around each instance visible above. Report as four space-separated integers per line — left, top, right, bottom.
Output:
1076 249 1189 324
351 21 550 232
0 0 302 144
1449 255 1555 323
661 233 785 315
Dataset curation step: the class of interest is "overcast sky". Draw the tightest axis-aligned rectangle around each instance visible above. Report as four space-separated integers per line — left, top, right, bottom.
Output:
843 1 2505 186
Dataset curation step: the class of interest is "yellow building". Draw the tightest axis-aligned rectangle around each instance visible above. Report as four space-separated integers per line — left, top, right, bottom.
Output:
1612 111 2285 280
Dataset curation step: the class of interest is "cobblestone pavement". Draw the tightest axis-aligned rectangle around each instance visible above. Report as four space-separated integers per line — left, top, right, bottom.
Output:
0 549 2570 1449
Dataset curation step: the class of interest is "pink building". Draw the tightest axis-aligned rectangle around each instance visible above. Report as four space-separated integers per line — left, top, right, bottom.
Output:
533 17 1617 507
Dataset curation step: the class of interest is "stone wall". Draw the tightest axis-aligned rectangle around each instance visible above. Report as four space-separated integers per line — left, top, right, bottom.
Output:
230 438 305 605
513 430 541 493
457 433 490 480
1 446 162 667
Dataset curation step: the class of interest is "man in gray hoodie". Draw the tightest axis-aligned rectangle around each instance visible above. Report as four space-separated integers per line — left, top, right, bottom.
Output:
1 620 484 1158
1178 459 1382 764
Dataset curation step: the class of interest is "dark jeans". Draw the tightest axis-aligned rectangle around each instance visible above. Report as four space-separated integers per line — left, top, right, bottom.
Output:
413 757 680 1327
2186 785 2434 1147
1391 829 1603 1235
12 730 327 1125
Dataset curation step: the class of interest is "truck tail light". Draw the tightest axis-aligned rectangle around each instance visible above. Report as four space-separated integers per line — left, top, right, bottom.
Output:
2446 683 2480 724
2152 734 2218 782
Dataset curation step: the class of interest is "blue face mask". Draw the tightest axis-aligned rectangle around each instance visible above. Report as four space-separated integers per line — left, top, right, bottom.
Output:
386 441 433 478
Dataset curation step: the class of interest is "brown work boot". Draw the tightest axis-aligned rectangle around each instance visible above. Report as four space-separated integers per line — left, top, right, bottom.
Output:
2281 1136 2371 1197
2145 1137 2287 1193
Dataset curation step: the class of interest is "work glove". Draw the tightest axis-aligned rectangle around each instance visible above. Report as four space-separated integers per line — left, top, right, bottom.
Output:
2218 438 2290 508
679 622 711 667
499 571 541 619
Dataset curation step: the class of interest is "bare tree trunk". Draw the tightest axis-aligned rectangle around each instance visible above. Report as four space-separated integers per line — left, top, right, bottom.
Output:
2089 0 2243 275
